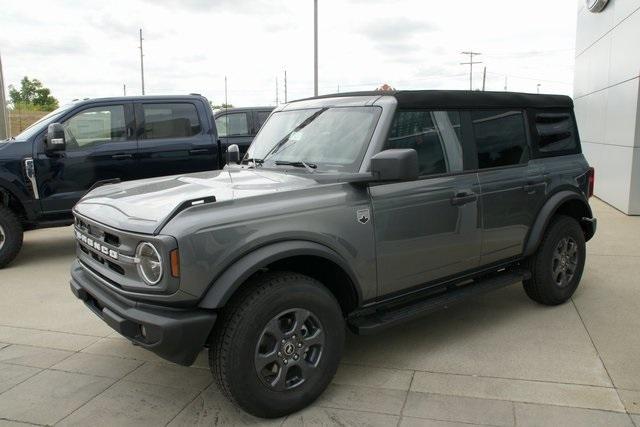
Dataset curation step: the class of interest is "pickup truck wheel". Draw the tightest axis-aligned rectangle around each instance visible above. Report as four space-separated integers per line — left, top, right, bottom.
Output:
209 271 344 418
523 215 585 305
0 206 23 269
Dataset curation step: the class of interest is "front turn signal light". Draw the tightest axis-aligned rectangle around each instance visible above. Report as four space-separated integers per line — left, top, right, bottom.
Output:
170 249 180 278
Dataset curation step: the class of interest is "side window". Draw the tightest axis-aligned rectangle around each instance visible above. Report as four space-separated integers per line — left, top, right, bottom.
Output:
215 113 249 137
255 111 271 131
63 105 126 150
472 110 528 169
534 112 578 155
387 110 464 176
142 103 201 140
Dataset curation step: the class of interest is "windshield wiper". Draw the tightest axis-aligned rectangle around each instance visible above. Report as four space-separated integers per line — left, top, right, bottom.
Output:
241 157 264 166
275 160 317 172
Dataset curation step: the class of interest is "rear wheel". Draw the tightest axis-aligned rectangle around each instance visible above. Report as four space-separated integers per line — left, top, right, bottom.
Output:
0 206 23 269
209 271 344 418
523 215 586 305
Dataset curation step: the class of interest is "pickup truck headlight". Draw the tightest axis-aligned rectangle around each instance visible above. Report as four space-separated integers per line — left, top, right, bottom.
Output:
135 242 163 285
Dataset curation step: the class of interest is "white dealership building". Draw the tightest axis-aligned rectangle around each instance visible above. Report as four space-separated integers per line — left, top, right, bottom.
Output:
574 0 640 214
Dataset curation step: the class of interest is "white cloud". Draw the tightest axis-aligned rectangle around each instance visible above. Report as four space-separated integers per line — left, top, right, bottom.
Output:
0 0 577 106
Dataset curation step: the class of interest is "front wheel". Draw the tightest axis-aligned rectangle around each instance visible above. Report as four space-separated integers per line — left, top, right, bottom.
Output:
209 272 345 418
0 206 24 269
523 215 586 305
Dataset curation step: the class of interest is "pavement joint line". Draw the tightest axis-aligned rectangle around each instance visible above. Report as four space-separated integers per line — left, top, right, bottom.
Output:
570 297 630 416
0 323 109 339
0 417 46 426
163 385 209 426
587 253 640 258
53 375 124 426
314 401 403 417
341 360 618 390
0 364 44 398
396 371 415 427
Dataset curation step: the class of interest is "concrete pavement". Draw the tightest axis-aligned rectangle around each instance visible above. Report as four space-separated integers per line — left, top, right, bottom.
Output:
0 198 638 426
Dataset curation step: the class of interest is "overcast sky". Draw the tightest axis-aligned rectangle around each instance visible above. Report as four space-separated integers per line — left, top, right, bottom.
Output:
0 0 578 107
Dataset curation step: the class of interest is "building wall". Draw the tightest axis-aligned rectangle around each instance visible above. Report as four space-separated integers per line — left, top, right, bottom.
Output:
574 0 640 214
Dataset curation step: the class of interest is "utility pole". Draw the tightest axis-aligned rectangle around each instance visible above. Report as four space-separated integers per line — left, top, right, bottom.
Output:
123 84 127 96
504 75 508 91
460 51 482 91
139 29 145 95
0 52 8 139
537 83 541 94
313 0 318 96
275 77 279 105
482 66 487 91
284 70 288 103
224 76 228 107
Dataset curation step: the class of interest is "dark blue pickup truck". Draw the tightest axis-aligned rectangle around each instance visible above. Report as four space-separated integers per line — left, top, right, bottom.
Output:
0 94 271 267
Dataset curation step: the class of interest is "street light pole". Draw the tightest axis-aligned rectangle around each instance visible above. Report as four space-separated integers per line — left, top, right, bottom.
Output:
314 0 318 97
0 52 9 139
139 29 145 95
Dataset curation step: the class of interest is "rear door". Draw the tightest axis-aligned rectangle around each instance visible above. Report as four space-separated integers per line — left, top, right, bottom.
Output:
371 110 482 295
135 101 217 179
215 111 254 160
471 110 546 264
35 101 137 213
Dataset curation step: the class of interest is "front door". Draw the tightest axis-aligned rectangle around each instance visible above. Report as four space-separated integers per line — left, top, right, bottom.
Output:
35 102 137 213
215 111 254 160
371 110 482 296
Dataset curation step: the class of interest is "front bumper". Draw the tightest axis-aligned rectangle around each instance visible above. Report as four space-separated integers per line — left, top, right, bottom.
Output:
70 260 216 366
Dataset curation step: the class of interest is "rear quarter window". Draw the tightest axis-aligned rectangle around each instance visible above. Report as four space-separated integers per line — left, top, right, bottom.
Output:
532 111 579 156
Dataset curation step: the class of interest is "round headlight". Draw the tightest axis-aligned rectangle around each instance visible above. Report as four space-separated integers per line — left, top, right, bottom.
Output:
136 242 163 285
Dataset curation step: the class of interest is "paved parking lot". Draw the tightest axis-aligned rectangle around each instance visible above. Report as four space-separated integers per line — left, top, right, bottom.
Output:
0 198 639 426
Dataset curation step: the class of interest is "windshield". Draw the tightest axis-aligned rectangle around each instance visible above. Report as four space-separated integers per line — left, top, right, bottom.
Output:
246 106 381 172
11 102 79 141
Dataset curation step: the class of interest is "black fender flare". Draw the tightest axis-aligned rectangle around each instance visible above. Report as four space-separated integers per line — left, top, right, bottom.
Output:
523 190 593 257
0 175 35 220
198 240 362 309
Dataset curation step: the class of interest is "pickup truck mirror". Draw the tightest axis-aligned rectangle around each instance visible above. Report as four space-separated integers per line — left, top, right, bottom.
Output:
370 149 419 182
45 123 66 154
226 144 240 164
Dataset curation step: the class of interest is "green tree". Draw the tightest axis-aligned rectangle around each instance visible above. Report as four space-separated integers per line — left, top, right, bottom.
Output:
8 76 59 111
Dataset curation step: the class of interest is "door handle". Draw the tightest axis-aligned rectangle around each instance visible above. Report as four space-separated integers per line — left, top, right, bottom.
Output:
111 153 133 160
451 191 477 206
523 182 540 194
189 148 209 155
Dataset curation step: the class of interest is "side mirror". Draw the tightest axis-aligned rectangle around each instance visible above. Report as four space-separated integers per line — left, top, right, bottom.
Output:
45 123 66 154
226 144 240 164
370 149 419 182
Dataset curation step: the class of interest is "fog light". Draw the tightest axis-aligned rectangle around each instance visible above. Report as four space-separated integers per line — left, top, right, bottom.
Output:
140 325 147 338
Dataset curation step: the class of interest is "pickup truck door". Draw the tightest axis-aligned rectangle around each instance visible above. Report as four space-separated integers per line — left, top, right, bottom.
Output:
34 101 137 213
134 101 218 180
371 110 482 296
215 111 255 161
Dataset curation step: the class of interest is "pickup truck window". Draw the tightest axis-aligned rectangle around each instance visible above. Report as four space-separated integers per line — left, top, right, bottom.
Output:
63 105 127 151
216 113 249 137
247 107 380 173
472 110 528 169
387 110 464 176
142 103 201 140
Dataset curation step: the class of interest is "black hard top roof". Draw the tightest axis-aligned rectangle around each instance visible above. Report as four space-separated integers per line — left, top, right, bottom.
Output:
297 90 573 109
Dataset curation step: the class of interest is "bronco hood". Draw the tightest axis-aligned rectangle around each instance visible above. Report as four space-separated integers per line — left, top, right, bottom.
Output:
73 168 320 234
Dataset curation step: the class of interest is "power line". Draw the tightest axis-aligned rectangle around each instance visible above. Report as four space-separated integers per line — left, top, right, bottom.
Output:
460 51 482 91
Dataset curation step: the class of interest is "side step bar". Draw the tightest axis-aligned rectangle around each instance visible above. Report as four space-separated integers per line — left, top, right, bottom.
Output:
348 269 531 335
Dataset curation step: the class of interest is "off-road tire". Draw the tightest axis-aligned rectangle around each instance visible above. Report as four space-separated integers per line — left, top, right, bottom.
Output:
209 271 345 418
0 206 23 269
523 215 586 305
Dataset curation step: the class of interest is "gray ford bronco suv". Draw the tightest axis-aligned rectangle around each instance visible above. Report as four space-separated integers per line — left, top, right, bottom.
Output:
70 90 596 418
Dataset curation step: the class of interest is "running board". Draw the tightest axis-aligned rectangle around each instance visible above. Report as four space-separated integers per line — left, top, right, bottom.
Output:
348 269 530 335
